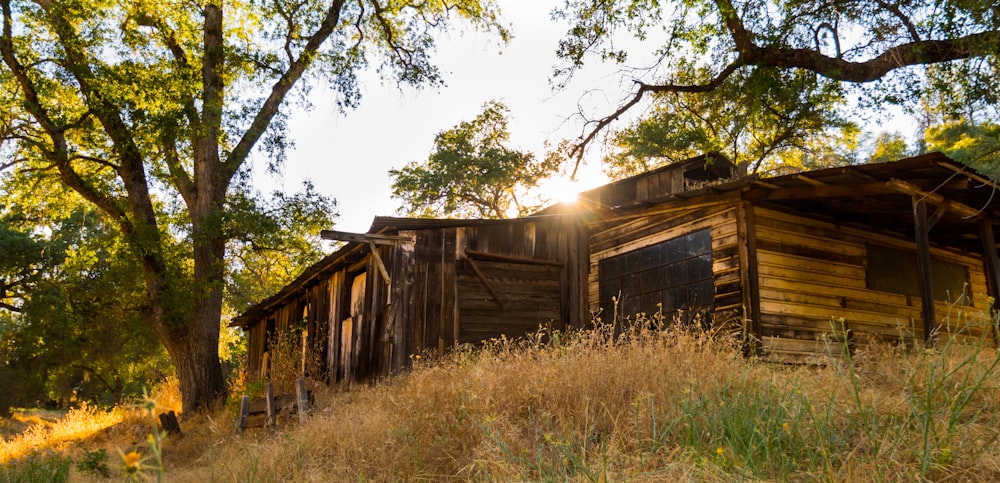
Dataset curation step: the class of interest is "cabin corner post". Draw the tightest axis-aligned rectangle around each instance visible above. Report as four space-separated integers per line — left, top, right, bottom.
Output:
977 220 1000 339
912 197 937 345
736 200 762 357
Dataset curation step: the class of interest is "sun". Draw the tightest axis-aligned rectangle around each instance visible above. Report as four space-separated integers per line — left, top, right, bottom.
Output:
540 167 608 207
539 176 581 205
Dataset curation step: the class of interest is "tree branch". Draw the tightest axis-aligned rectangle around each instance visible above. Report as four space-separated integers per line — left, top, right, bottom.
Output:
223 0 347 184
161 125 195 206
146 16 201 131
569 61 743 176
0 300 21 312
570 0 1000 174
873 0 921 42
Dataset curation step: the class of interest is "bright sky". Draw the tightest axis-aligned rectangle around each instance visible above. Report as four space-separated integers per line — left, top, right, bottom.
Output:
257 2 921 234
257 2 636 233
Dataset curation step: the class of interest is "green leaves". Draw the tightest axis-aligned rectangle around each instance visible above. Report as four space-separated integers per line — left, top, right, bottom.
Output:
556 0 1000 161
390 100 561 218
605 67 852 177
1 0 508 410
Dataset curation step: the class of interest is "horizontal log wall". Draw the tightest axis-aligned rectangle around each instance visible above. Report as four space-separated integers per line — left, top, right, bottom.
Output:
454 217 587 344
754 206 993 363
457 259 562 344
588 194 743 327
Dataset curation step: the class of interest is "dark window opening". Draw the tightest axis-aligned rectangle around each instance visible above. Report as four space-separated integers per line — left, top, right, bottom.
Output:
599 229 713 325
866 244 970 302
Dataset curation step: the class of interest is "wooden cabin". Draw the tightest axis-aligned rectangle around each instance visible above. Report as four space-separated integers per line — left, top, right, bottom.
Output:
235 151 1000 379
231 216 588 383
556 152 1000 362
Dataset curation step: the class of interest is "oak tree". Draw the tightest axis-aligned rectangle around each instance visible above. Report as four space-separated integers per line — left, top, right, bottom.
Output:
390 100 560 218
555 0 1000 168
604 67 854 178
0 0 506 411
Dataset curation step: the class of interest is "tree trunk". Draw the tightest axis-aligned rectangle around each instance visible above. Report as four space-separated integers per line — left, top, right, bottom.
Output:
171 195 229 412
173 326 225 412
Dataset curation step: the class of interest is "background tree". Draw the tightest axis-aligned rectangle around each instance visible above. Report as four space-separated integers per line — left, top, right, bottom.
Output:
604 68 854 179
0 0 506 411
390 100 560 218
868 132 913 164
0 169 335 415
554 0 1000 170
0 191 168 415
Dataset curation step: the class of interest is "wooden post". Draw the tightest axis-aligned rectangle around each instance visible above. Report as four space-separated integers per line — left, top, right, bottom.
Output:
238 395 250 434
979 220 1000 306
157 411 182 437
266 382 276 428
736 201 762 356
913 198 937 346
295 378 309 424
978 220 1000 344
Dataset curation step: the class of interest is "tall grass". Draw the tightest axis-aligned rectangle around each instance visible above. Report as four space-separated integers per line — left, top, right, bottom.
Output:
167 310 1000 481
6 310 1000 481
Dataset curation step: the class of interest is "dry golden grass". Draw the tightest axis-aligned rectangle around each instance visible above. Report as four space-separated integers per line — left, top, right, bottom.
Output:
5 316 1000 481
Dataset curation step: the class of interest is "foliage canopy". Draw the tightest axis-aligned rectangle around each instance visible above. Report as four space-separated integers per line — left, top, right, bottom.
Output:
554 0 1000 167
0 0 507 411
390 100 560 218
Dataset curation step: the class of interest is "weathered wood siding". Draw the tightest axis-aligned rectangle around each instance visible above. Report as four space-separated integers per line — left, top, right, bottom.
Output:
754 206 993 362
241 216 587 385
587 193 743 329
408 228 458 357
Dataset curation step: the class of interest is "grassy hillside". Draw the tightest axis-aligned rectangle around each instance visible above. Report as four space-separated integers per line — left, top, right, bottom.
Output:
4 314 1000 481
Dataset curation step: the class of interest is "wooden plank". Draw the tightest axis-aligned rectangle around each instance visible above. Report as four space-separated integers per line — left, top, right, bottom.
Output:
296 378 309 423
391 231 416 374
887 179 980 218
757 261 866 288
369 242 392 285
465 249 563 266
591 205 737 255
326 270 345 383
761 336 847 355
465 257 504 309
320 229 412 245
760 298 908 325
913 198 937 344
266 383 276 427
757 251 866 279
238 395 250 434
737 201 761 355
979 220 1000 312
744 181 893 202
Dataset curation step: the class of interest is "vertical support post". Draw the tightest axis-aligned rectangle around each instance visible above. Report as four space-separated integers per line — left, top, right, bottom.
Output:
978 220 1000 344
261 352 270 381
438 230 447 355
913 198 937 345
266 382 276 428
295 377 309 424
979 220 1000 306
736 201 762 356
238 395 250 434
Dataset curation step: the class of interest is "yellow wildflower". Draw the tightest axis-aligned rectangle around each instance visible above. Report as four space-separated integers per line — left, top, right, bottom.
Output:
123 451 142 473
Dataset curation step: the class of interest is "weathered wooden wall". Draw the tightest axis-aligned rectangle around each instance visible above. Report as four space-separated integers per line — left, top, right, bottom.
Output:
587 192 743 328
754 206 994 362
241 216 587 385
